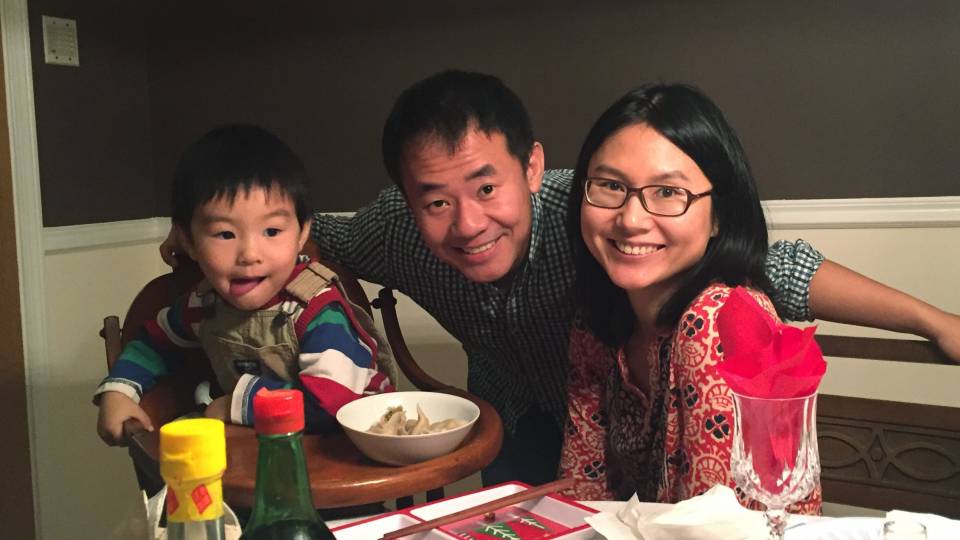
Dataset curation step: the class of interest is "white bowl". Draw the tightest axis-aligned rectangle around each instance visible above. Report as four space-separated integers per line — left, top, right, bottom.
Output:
336 391 480 466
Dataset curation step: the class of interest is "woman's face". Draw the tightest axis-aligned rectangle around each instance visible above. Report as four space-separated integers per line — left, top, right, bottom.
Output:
580 123 715 301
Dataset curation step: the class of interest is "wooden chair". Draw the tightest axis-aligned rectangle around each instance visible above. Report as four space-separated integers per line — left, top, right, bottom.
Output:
815 335 960 518
100 256 207 496
100 245 503 510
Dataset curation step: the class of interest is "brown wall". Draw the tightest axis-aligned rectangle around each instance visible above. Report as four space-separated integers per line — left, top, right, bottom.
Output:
30 0 154 226
32 1 960 226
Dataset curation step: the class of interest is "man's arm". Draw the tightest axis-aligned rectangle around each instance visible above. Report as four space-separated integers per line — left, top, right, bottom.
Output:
765 239 825 322
310 187 407 286
765 240 959 362
808 260 960 362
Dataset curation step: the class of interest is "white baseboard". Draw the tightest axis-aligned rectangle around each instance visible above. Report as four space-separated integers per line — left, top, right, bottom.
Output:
763 196 960 229
43 217 171 253
41 198 960 252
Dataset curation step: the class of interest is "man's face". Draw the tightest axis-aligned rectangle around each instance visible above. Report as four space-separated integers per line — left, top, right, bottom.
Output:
400 128 544 284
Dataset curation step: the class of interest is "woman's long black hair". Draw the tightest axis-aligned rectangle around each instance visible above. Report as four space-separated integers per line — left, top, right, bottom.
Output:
567 83 775 347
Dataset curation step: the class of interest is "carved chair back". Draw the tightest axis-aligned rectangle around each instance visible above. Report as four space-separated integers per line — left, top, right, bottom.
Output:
816 335 959 518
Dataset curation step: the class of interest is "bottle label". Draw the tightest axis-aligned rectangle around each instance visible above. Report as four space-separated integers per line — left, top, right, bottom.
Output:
167 478 224 522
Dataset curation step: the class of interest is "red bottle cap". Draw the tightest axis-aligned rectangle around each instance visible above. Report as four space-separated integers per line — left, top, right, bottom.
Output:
252 388 305 435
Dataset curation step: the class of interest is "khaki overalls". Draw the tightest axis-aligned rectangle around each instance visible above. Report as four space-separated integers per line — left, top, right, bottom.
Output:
195 261 396 393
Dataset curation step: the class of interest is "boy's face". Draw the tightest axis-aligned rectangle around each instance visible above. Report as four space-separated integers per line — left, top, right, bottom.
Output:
181 184 311 311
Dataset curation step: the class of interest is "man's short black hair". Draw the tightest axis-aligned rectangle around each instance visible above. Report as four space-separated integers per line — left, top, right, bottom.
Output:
381 70 535 191
171 124 311 235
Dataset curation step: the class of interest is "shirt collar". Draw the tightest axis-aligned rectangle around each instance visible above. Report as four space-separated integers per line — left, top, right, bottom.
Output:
503 191 543 287
527 190 544 266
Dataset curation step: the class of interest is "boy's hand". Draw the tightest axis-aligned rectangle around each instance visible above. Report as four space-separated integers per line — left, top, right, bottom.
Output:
204 395 232 422
97 392 154 446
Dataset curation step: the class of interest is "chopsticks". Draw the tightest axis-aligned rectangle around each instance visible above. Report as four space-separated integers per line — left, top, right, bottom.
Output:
380 477 574 540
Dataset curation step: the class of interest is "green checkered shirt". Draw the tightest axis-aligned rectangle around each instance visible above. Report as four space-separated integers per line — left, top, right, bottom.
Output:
312 169 824 433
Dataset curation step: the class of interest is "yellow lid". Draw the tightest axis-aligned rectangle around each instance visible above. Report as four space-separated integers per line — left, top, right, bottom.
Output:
159 418 226 483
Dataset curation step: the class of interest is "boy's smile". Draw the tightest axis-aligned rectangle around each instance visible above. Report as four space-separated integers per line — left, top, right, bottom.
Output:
182 184 311 310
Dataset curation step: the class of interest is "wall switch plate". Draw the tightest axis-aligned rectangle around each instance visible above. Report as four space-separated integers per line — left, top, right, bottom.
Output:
42 16 79 67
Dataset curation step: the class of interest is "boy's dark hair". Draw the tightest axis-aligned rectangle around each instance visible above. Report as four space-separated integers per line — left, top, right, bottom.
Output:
568 83 776 347
382 70 535 191
171 124 311 235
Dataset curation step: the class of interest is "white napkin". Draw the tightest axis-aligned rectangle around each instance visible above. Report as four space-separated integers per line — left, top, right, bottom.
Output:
886 509 960 539
585 485 770 540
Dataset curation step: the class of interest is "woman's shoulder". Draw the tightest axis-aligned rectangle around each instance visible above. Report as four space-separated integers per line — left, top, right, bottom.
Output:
678 283 778 331
666 284 778 382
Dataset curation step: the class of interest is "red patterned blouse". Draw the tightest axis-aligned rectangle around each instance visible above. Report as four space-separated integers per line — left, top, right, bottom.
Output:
558 283 821 514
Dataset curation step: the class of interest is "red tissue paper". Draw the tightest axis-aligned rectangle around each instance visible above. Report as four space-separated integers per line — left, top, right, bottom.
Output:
716 287 826 398
717 287 827 495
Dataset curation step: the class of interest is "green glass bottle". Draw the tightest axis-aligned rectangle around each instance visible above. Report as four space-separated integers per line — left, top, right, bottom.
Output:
240 388 335 540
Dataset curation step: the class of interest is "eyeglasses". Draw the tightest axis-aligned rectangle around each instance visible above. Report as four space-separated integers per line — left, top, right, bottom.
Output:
583 178 712 216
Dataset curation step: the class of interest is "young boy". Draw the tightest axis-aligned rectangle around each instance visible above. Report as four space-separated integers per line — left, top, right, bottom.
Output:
95 124 393 444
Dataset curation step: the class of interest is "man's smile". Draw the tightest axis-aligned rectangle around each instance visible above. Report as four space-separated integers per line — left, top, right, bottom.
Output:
460 238 498 255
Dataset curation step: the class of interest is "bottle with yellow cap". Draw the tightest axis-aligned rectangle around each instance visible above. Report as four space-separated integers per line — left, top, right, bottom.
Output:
159 418 227 539
240 388 334 540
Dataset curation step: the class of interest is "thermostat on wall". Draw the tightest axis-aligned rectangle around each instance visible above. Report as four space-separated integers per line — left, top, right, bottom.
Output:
42 16 79 67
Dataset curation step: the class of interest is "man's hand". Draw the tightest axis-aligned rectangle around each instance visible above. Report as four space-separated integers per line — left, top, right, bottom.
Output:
809 260 960 363
159 227 181 267
927 310 960 364
204 395 232 422
97 392 154 446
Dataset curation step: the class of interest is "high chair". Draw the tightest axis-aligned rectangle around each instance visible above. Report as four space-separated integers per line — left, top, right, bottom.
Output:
100 242 503 510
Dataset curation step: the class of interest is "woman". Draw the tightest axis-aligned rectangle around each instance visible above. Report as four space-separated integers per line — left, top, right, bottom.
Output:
559 83 820 513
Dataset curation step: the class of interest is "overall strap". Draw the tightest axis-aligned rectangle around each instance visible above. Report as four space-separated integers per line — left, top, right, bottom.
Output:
285 261 338 303
194 279 217 318
195 279 214 296
286 261 399 386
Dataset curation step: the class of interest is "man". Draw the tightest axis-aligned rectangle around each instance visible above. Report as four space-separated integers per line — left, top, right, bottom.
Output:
164 70 960 486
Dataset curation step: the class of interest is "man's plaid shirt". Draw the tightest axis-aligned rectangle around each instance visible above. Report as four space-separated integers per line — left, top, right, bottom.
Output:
312 169 824 433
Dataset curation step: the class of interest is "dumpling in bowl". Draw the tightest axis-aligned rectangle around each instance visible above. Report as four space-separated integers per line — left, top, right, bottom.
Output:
405 404 432 435
428 418 468 433
366 403 468 435
368 405 407 435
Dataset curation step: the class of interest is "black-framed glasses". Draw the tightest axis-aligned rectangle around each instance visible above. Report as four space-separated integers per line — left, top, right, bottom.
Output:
583 178 712 216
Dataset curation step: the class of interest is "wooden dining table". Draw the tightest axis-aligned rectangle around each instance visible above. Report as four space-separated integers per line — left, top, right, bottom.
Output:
127 391 503 509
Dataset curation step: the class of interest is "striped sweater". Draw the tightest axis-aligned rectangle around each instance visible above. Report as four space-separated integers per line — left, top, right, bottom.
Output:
95 261 393 433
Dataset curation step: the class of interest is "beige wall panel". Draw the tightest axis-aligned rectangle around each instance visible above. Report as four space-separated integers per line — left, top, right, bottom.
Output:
37 242 166 539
